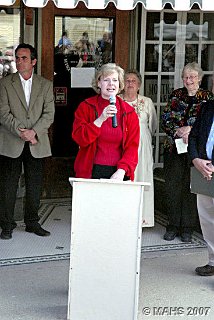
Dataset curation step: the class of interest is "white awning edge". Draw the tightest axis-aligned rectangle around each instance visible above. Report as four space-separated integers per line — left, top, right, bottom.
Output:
23 0 49 8
0 0 214 11
0 0 15 5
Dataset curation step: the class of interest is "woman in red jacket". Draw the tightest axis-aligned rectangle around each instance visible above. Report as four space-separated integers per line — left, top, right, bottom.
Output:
72 63 140 181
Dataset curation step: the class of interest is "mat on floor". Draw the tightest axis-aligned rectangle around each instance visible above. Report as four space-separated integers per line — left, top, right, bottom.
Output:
0 199 71 266
0 200 206 266
141 212 206 253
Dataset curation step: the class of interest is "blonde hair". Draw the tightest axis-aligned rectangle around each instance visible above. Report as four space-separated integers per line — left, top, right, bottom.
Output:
92 63 125 94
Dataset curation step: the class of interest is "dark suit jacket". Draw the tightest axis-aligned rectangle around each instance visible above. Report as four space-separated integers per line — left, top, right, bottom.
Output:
188 100 214 164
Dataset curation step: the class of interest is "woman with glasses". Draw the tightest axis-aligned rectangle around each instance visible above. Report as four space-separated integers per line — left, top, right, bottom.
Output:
162 62 214 242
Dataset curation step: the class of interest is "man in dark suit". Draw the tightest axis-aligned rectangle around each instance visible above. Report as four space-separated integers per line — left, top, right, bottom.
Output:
188 100 214 276
0 43 55 239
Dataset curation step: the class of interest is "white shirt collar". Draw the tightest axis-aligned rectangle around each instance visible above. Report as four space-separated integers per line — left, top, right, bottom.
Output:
19 72 33 83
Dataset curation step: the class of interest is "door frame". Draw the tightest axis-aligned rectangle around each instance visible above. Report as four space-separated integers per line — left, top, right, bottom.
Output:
41 1 130 81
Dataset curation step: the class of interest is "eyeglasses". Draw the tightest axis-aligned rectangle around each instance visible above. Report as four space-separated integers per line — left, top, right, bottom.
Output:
182 75 198 81
125 79 137 84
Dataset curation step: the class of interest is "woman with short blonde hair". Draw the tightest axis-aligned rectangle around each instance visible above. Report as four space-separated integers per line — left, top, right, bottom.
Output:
92 63 124 94
72 63 140 181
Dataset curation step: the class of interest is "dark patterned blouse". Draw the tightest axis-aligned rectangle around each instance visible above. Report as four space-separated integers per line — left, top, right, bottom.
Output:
162 87 214 152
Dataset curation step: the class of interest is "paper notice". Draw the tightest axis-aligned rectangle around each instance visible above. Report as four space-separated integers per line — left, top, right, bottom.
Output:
175 138 188 154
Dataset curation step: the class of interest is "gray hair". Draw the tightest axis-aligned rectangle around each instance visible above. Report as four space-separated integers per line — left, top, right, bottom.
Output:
92 63 125 94
124 69 142 85
182 62 204 81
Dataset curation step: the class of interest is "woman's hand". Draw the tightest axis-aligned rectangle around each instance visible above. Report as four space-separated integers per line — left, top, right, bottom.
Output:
175 126 191 144
94 104 117 127
110 168 125 181
192 158 214 180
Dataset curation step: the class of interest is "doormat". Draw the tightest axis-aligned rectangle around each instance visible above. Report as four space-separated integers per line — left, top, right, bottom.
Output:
0 201 207 266
141 212 206 254
0 199 71 267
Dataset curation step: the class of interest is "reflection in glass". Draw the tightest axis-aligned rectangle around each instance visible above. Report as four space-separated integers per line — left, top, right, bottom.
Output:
203 14 214 40
186 13 200 40
144 76 158 103
144 76 174 104
0 8 20 79
185 44 198 65
146 12 160 40
163 12 177 41
54 17 113 71
201 74 213 92
160 76 174 103
201 44 214 72
145 44 158 72
162 44 175 72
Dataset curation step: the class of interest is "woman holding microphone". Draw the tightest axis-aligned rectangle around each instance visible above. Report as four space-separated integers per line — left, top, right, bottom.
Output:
72 63 140 181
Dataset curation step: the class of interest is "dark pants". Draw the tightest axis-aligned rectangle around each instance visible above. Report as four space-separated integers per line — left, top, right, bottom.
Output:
92 164 129 180
92 165 117 179
0 143 44 230
163 151 197 233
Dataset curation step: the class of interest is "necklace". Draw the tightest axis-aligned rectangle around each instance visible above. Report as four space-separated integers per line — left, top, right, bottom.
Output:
124 94 146 117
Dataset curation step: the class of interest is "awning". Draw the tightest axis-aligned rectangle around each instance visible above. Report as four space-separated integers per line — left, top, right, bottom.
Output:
0 0 214 11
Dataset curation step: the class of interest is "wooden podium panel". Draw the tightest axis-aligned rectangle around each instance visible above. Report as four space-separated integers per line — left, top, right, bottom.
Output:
68 178 149 320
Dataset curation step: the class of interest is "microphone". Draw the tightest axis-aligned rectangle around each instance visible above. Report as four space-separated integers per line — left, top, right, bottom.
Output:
109 95 117 128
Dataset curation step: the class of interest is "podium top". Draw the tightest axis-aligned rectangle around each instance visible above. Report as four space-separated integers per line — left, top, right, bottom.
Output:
69 177 150 187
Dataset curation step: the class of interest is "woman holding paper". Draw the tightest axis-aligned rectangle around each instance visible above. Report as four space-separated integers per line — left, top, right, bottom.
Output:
161 62 214 242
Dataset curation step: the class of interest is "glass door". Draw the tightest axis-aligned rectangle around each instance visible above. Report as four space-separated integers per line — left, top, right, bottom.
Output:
140 6 214 167
53 16 114 157
0 6 20 79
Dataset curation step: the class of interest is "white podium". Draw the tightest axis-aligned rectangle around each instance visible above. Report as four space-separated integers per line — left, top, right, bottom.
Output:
68 178 150 320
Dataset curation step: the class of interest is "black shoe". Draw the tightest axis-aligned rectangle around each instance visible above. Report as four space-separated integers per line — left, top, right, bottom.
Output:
163 230 178 241
180 232 192 242
0 230 12 240
195 264 214 276
25 225 50 237
11 222 17 230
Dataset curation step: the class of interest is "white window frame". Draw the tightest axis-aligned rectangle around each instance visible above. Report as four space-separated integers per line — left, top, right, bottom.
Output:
140 7 214 168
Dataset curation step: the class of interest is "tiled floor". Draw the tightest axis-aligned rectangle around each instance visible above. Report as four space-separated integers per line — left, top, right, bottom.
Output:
1 199 206 267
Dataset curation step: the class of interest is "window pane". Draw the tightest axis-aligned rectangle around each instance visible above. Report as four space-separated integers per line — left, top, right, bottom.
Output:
0 8 20 78
203 14 214 41
144 76 158 103
163 12 177 41
160 76 174 103
145 44 158 72
54 17 113 69
201 44 214 71
146 12 160 40
185 44 198 65
186 13 200 40
201 74 213 92
162 44 175 72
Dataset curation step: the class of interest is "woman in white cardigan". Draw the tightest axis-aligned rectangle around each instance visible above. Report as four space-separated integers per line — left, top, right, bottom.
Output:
120 70 157 227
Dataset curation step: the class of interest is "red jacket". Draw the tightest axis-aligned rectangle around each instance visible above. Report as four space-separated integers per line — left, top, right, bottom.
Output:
72 95 140 180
